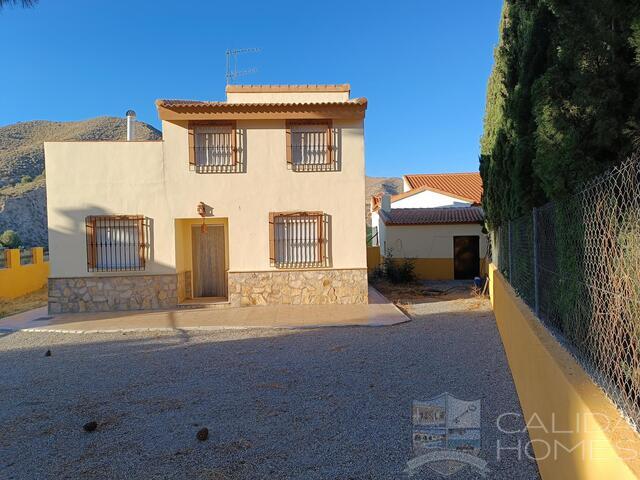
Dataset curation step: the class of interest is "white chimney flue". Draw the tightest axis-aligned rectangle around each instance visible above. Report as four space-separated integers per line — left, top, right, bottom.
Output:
126 110 136 141
381 194 392 212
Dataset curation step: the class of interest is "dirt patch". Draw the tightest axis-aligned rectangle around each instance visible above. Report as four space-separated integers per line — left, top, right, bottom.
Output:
371 279 483 305
0 287 47 318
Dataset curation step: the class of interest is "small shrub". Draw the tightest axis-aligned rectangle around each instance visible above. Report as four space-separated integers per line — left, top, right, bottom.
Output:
382 248 416 284
20 175 32 184
370 264 384 280
397 258 416 283
0 230 22 248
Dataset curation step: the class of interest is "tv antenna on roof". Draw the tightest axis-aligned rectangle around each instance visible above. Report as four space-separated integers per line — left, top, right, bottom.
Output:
225 48 261 85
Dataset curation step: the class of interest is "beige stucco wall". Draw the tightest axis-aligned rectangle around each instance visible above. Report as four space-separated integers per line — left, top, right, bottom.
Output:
45 118 366 279
380 223 487 259
45 141 171 278
226 91 349 104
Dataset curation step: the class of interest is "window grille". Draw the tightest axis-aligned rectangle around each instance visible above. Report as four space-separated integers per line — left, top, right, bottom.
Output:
86 215 148 272
286 120 337 172
189 122 242 173
269 212 329 268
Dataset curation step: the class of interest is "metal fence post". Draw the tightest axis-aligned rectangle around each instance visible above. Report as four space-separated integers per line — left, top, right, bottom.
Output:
532 208 539 316
508 221 513 280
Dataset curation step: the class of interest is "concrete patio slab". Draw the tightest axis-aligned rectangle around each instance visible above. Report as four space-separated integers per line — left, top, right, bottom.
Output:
0 286 409 333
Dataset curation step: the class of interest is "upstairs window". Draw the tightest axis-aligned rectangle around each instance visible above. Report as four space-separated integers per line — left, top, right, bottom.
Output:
286 120 337 172
86 215 148 272
188 122 243 173
269 212 330 268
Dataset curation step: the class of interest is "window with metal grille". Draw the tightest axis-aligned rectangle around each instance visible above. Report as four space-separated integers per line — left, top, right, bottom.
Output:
188 122 242 173
85 216 148 272
269 212 329 268
286 120 337 172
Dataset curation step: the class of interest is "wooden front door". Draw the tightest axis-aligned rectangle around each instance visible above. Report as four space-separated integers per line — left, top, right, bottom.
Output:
453 236 480 280
192 225 226 297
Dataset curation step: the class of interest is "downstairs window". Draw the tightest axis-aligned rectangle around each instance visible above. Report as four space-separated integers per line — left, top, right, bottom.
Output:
85 215 148 272
269 212 329 268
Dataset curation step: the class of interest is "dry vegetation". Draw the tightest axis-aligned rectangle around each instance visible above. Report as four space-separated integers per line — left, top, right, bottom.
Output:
371 278 479 304
0 287 47 318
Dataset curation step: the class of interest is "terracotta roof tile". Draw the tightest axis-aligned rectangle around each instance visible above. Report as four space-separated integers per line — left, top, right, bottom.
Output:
379 207 484 225
156 98 367 109
403 173 483 204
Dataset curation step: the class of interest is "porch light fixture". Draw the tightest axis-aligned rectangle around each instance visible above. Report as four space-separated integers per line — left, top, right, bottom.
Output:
197 202 207 232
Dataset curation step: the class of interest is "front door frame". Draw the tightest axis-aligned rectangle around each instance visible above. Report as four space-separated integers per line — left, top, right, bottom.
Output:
190 223 228 298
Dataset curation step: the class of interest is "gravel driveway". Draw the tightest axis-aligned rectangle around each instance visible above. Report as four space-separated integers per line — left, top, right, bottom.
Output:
1 297 539 479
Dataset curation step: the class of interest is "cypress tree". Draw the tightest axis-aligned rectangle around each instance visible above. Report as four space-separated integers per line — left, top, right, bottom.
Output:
480 0 640 226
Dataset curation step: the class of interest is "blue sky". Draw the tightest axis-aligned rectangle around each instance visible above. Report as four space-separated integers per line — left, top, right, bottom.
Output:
0 0 502 178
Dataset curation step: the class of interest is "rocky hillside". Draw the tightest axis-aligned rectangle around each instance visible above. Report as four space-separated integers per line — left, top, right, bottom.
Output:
0 117 400 247
365 176 403 222
0 118 161 247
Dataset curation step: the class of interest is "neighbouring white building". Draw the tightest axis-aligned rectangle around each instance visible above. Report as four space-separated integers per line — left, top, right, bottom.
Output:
370 173 488 280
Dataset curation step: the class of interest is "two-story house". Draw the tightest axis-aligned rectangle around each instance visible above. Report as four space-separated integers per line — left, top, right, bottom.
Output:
45 84 368 313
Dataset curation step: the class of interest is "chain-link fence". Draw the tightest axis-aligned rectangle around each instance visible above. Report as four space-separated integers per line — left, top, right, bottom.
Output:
492 152 640 429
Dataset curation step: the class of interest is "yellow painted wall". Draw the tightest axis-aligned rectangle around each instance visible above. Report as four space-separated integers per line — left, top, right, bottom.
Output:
378 257 454 280
0 248 49 299
366 246 381 272
489 264 640 479
412 258 454 280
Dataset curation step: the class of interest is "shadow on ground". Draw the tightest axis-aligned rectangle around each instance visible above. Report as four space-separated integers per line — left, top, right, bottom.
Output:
0 298 539 479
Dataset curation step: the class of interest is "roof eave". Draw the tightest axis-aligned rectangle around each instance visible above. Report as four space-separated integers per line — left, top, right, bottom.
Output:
156 100 367 121
383 221 483 226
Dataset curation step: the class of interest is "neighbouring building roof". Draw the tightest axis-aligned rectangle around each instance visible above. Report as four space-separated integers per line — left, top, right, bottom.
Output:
403 172 483 203
379 206 484 226
155 98 367 121
371 172 483 212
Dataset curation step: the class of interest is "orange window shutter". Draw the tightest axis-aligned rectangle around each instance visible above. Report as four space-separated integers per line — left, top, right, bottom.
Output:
318 213 326 263
269 212 276 264
285 122 292 166
138 216 146 268
326 121 333 165
188 125 196 166
231 121 238 165
86 217 97 269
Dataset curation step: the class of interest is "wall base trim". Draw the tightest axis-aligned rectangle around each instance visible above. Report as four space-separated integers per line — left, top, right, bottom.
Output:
48 274 178 314
228 268 368 306
489 264 640 479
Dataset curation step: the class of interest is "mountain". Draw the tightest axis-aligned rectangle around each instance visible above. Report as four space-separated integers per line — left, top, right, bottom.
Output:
0 117 401 246
0 118 161 247
365 176 403 222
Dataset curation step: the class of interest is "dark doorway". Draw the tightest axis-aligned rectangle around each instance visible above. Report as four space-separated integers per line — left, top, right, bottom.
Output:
453 236 480 279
